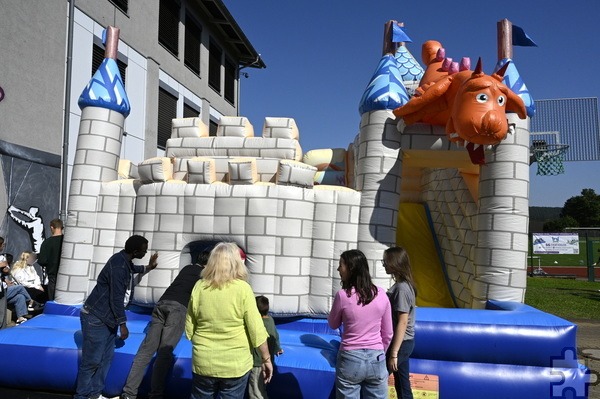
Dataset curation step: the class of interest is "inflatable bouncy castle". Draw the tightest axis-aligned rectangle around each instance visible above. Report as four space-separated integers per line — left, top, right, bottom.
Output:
0 21 591 399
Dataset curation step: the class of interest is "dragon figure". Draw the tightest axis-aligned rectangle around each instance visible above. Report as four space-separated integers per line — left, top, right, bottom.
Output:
393 40 527 164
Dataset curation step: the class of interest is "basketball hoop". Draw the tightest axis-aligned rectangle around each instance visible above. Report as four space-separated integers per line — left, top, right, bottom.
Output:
532 144 569 176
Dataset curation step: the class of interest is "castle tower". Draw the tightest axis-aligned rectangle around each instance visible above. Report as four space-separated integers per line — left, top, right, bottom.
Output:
471 113 530 307
56 26 130 303
470 38 534 306
355 21 410 284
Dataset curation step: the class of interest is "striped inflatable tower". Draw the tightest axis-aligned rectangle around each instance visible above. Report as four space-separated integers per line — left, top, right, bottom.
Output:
56 26 130 304
356 53 408 286
470 59 533 307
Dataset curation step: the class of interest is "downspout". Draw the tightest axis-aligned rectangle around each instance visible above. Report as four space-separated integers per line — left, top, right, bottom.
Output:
60 0 75 220
236 55 262 116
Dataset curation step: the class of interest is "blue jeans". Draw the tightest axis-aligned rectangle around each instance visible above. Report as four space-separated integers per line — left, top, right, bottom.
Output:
122 300 187 399
191 371 250 399
74 310 118 399
6 285 31 317
391 339 415 399
335 349 387 399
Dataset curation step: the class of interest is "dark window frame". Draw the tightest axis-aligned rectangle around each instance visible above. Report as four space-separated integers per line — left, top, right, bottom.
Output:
208 39 222 92
224 58 236 105
157 87 178 150
209 119 218 137
183 102 200 118
158 0 180 57
92 43 127 85
109 0 128 14
184 14 202 75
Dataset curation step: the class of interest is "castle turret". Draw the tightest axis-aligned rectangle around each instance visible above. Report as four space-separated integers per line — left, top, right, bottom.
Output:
355 21 409 285
470 22 533 307
56 26 130 303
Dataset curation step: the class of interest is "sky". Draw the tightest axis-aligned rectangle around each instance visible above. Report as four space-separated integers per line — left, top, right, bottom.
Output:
223 0 600 208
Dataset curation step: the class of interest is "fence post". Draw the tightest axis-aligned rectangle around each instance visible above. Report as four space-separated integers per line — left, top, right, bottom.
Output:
585 233 595 282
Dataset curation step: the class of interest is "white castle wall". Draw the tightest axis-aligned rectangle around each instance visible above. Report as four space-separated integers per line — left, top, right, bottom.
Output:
56 105 530 311
56 116 367 315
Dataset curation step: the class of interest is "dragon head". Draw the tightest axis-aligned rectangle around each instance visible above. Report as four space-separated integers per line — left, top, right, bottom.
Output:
445 59 527 163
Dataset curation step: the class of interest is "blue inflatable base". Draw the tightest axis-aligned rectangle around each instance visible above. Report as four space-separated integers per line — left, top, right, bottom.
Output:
0 301 591 399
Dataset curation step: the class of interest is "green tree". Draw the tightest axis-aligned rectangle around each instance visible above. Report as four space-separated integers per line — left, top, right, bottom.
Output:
560 188 600 227
543 215 579 232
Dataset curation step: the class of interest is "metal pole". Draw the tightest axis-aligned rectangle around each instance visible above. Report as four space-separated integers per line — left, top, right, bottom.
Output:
60 0 75 221
586 232 595 282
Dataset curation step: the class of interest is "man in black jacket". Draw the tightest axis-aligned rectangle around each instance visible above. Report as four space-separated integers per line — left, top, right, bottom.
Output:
121 250 210 399
38 218 64 301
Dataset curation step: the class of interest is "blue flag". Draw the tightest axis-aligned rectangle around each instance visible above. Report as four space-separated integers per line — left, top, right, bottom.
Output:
392 24 412 43
512 25 537 47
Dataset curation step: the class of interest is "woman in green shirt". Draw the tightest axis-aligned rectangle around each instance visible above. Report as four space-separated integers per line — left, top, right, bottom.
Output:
185 242 273 398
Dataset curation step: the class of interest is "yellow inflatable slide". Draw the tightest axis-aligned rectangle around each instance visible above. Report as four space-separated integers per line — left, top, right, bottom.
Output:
397 203 455 308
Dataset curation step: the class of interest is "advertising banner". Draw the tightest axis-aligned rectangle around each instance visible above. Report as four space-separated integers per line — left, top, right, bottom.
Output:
532 233 580 254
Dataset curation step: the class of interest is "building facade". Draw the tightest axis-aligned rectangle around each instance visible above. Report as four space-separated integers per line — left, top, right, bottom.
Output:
0 0 263 255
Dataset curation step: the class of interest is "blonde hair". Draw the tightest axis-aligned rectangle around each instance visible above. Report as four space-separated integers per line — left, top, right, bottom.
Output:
201 242 247 289
12 251 33 272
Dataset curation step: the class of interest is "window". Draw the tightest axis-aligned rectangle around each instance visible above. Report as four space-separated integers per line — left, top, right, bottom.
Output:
183 102 199 118
184 15 201 75
224 58 236 104
208 40 222 91
92 44 127 84
209 120 218 137
159 0 180 56
157 87 178 149
109 0 128 14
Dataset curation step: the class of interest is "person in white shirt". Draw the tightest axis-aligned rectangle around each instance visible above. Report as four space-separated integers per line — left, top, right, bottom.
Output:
11 251 47 304
1 254 37 324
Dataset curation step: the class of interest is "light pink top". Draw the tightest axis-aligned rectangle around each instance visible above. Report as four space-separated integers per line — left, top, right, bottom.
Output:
328 286 393 351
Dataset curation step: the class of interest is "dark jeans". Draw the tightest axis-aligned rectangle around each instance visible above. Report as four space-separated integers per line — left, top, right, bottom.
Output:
122 300 187 399
191 371 250 399
47 273 57 301
392 339 415 399
74 310 118 399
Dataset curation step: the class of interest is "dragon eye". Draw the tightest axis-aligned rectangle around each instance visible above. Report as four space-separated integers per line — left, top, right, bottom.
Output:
476 93 488 103
497 95 506 106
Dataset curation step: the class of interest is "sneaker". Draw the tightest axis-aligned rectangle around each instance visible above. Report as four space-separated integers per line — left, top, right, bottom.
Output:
28 301 44 311
16 317 27 325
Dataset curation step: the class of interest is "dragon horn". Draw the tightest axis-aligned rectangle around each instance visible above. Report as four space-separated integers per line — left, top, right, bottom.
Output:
492 61 511 82
472 58 483 77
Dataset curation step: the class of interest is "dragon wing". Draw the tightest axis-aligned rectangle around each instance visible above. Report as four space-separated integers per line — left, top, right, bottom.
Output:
393 75 455 125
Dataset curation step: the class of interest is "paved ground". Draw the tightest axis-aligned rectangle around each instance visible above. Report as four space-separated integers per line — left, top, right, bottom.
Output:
571 318 600 399
1 319 599 398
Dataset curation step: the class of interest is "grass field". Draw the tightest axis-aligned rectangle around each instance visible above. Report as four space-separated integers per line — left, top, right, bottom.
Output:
525 277 600 320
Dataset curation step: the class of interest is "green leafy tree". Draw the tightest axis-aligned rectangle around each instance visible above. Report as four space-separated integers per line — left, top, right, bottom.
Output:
560 188 600 227
543 215 579 232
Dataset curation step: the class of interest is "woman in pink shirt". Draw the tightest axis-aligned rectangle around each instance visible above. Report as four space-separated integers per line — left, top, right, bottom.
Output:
328 249 393 398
